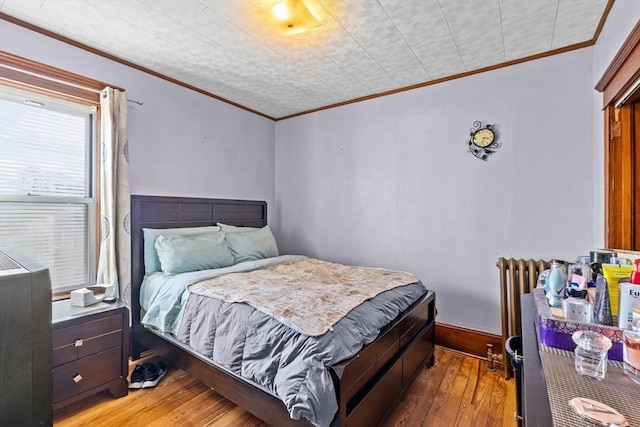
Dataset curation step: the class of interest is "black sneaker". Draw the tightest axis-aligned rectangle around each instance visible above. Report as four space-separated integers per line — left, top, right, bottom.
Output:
142 361 167 388
129 363 150 389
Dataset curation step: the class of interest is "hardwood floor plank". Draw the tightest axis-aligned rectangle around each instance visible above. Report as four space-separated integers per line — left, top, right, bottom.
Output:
501 370 517 426
385 347 452 426
53 347 516 427
437 353 476 425
456 358 502 427
485 365 506 427
420 350 465 426
485 366 504 427
151 389 236 426
140 385 238 426
452 357 481 426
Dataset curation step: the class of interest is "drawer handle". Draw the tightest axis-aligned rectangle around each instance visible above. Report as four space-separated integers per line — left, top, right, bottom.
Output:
75 339 83 347
73 374 83 383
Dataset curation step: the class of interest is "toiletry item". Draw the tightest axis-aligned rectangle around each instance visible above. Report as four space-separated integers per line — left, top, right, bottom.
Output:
586 285 597 306
594 274 613 326
566 288 588 299
577 255 591 264
536 269 549 289
601 263 634 316
572 330 611 380
569 257 593 286
623 328 640 385
590 262 603 284
590 250 616 264
630 259 640 285
563 297 593 323
618 283 640 330
610 256 632 266
568 273 587 289
634 296 640 330
546 261 567 308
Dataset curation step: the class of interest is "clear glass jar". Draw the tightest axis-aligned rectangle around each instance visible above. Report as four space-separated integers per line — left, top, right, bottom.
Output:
572 330 611 380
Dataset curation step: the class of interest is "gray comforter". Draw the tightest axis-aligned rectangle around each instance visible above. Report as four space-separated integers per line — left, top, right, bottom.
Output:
176 280 428 427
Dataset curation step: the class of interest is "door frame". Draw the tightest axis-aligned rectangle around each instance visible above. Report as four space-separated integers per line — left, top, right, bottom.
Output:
596 21 640 250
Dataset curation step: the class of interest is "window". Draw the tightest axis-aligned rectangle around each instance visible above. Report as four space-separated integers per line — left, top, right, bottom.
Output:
0 86 97 292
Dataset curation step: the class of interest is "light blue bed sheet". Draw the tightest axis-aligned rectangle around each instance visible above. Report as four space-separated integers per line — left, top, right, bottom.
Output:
141 255 306 335
139 272 167 312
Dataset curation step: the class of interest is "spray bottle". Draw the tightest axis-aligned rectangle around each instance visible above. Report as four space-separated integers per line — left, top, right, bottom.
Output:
631 259 640 285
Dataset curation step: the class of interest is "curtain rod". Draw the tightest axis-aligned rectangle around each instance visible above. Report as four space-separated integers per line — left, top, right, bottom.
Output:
127 98 143 105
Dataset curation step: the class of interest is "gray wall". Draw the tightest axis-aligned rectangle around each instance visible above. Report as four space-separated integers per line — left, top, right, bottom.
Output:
0 19 277 216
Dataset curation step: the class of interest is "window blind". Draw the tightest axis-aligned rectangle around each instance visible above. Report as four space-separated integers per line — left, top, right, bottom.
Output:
0 86 96 292
0 202 89 290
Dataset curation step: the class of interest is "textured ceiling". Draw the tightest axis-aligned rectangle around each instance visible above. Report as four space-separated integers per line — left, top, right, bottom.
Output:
0 0 610 119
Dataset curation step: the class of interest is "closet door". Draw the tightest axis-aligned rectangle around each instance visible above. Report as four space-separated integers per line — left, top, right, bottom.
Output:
604 101 639 250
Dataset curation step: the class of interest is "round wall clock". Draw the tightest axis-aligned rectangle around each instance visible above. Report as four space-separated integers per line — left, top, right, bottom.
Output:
467 121 501 161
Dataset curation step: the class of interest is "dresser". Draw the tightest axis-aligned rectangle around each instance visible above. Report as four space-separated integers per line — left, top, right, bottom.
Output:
520 293 639 427
521 293 553 426
52 300 129 409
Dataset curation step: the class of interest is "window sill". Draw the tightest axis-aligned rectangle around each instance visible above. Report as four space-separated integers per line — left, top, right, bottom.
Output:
52 292 70 302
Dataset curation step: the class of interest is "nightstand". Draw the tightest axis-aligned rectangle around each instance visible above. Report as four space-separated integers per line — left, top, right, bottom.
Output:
52 300 129 409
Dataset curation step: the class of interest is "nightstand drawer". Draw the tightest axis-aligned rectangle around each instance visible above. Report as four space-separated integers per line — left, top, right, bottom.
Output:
53 330 122 366
53 314 123 367
52 301 129 409
52 347 122 403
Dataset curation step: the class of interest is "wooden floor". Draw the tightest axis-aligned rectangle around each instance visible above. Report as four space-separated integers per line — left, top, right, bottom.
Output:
54 346 516 427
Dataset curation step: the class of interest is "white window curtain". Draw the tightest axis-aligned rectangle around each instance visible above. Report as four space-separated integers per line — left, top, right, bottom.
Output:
97 87 131 304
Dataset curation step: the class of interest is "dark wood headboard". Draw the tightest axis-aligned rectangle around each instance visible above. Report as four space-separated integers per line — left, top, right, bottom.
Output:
130 195 267 345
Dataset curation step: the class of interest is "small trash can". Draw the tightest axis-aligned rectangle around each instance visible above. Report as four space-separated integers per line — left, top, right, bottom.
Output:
506 336 523 426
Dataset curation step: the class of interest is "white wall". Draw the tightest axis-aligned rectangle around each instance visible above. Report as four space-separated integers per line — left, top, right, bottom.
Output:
593 1 639 85
591 0 640 248
275 48 597 334
0 19 277 219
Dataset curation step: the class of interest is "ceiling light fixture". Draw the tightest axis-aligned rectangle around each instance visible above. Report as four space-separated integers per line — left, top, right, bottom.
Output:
260 0 321 36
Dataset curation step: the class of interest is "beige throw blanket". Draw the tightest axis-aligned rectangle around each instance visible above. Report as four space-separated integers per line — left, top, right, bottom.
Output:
187 258 419 336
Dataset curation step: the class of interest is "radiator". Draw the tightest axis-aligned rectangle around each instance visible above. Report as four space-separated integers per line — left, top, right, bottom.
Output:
497 257 550 378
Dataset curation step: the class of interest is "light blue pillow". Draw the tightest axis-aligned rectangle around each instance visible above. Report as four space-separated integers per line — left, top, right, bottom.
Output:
154 232 234 275
218 223 279 263
143 226 219 273
217 223 260 234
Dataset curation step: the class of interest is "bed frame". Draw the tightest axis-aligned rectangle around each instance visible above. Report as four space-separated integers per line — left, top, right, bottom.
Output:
130 195 436 427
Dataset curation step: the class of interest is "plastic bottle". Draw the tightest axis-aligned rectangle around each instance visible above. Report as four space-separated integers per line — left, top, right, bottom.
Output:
546 260 567 308
630 259 640 285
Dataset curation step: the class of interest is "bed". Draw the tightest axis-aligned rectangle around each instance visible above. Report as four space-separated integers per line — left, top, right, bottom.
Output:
130 195 436 427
